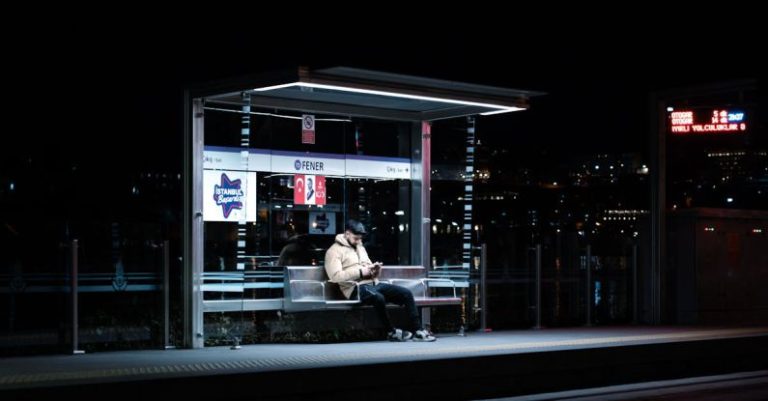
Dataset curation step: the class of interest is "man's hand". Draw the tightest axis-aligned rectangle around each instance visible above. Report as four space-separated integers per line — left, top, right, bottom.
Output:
361 266 373 279
370 262 383 278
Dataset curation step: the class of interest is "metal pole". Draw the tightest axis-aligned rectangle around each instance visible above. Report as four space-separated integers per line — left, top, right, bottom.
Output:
632 244 638 325
586 245 592 327
534 244 542 329
650 94 666 325
458 287 467 336
163 240 175 349
480 243 487 331
71 240 84 354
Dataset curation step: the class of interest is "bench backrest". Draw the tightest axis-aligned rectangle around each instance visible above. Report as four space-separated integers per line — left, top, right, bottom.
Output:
284 265 428 311
287 265 427 281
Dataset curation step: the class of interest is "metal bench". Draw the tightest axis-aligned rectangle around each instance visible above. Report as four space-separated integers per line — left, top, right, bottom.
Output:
283 265 462 312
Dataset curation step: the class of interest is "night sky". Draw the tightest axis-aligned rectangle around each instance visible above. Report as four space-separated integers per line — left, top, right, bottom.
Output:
5 17 765 195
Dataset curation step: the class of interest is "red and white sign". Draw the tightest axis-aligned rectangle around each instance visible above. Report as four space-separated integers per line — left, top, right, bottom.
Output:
315 175 326 205
301 114 315 144
294 174 325 205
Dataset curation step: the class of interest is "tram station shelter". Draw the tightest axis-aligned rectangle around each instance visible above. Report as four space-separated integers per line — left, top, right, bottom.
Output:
182 66 539 347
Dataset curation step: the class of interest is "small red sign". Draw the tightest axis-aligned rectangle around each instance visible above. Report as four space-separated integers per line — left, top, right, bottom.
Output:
302 130 315 144
315 175 326 206
302 114 315 144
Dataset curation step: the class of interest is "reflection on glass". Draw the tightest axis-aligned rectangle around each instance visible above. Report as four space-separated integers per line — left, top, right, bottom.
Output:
203 107 415 294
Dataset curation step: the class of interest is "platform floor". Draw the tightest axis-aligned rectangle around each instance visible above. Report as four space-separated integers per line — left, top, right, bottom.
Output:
2 326 768 399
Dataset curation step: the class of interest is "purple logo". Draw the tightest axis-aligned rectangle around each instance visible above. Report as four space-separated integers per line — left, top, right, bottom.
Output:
294 159 302 170
213 173 244 218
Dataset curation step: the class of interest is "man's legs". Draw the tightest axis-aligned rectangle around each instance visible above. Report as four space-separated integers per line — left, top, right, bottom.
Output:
374 283 420 333
358 284 394 333
359 283 435 342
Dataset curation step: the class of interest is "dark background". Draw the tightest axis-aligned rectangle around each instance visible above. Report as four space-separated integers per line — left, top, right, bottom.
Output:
1 14 766 350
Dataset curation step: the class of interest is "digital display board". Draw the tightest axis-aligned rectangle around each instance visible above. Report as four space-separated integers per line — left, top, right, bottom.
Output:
669 109 747 135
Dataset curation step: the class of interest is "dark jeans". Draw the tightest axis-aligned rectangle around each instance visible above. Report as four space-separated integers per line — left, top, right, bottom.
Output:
356 282 420 333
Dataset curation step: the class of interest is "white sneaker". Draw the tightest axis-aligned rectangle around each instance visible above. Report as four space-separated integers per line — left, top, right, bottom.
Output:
413 329 436 342
387 328 413 342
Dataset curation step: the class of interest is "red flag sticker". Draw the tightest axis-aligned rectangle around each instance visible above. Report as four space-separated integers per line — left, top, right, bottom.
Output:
294 174 305 205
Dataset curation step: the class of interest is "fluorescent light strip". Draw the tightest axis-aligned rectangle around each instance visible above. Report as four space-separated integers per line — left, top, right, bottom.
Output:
479 108 520 116
253 82 525 115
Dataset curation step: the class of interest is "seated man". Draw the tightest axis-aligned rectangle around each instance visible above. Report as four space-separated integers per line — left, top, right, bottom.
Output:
324 219 436 342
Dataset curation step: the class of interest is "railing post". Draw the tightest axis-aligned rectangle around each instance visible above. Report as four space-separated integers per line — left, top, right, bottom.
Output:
632 244 638 325
163 240 175 349
458 287 467 337
71 239 84 354
586 245 592 327
480 243 488 331
533 244 542 330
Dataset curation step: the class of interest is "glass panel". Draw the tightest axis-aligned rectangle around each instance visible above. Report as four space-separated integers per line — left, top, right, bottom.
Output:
268 175 345 266
430 118 473 332
75 222 167 350
666 90 764 211
200 102 415 344
344 178 412 265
